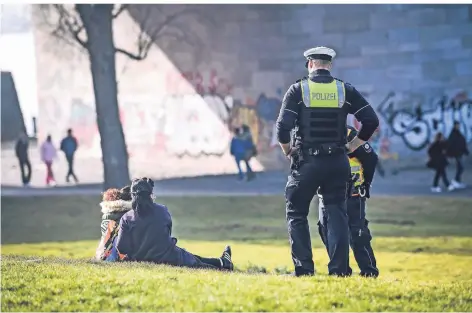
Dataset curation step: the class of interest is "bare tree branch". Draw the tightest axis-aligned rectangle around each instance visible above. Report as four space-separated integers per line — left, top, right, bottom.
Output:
112 4 128 19
115 47 145 61
41 4 88 50
114 7 199 62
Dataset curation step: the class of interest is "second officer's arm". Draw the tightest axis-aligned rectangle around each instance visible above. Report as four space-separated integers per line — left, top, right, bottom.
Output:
345 84 379 152
276 83 301 156
350 142 378 186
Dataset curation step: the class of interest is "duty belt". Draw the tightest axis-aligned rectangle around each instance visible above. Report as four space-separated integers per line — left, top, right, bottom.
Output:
304 143 346 156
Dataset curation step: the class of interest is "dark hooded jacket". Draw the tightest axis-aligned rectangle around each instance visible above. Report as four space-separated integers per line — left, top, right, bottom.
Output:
447 128 469 158
428 140 449 169
115 202 178 263
114 178 204 267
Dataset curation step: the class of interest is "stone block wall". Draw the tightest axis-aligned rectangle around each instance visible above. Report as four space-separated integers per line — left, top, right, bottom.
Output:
33 4 472 177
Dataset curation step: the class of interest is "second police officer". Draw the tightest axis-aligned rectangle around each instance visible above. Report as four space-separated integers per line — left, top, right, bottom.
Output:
275 46 379 276
318 125 380 277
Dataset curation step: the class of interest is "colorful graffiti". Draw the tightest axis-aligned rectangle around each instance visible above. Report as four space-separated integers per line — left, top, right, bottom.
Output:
68 84 471 167
376 91 472 151
62 78 290 165
160 94 230 157
68 95 232 158
227 93 282 153
62 67 285 161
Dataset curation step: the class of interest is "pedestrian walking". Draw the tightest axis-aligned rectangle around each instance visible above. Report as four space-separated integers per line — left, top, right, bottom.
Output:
447 121 469 189
230 127 254 181
60 128 79 183
40 135 57 186
15 132 31 187
428 132 454 193
241 124 257 180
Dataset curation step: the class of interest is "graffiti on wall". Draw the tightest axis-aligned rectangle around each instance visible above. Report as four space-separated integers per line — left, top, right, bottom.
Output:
352 90 472 157
45 68 285 161
227 92 282 153
376 91 472 151
163 68 283 157
41 56 472 169
160 94 230 157
65 95 283 159
67 94 232 158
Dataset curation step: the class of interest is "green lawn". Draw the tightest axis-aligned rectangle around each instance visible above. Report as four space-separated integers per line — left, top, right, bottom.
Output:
2 195 472 311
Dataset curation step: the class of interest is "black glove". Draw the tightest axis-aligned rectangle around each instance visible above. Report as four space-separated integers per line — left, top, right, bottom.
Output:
362 182 371 199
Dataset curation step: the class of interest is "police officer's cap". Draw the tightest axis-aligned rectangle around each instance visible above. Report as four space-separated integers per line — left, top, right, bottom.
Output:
303 46 336 67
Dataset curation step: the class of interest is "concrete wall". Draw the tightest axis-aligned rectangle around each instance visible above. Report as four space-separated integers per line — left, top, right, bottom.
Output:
1 4 39 137
33 4 472 178
1 72 27 142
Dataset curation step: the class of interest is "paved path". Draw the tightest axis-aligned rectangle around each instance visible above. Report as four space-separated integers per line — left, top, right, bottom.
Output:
2 169 472 198
3 141 472 198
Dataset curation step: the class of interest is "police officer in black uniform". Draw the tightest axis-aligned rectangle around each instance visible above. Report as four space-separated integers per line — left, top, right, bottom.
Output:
276 46 379 276
318 125 379 277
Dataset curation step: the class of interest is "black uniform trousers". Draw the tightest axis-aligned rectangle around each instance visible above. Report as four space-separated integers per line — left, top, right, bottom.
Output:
285 152 351 276
318 195 379 277
65 154 78 182
18 158 32 185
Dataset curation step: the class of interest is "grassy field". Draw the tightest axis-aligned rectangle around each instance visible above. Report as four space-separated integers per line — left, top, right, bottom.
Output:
2 195 472 311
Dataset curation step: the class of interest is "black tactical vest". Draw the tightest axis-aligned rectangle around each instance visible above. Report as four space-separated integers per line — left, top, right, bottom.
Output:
298 78 348 146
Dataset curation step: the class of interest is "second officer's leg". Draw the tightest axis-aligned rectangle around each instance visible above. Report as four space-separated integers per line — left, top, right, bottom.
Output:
317 196 329 253
347 196 379 277
285 162 319 276
321 154 351 276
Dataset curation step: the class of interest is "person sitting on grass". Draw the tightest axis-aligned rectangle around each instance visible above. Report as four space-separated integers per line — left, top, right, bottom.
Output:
115 177 234 271
95 185 132 261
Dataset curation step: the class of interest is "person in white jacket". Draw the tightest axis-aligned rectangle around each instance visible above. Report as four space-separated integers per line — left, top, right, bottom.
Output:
40 135 57 186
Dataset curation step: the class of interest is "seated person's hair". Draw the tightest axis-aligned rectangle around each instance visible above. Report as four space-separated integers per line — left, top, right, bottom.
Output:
141 177 154 189
132 177 154 191
102 188 121 201
130 178 155 217
120 185 132 201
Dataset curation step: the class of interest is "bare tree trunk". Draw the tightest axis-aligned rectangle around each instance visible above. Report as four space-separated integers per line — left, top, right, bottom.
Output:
77 4 130 189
